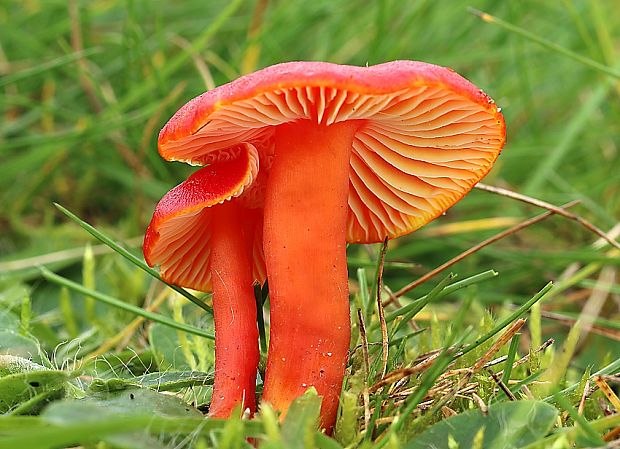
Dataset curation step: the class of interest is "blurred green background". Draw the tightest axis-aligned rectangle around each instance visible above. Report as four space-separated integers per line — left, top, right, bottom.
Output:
1 1 619 363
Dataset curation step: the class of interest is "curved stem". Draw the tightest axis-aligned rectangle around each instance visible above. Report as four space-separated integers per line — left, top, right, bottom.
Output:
209 202 260 418
262 120 359 432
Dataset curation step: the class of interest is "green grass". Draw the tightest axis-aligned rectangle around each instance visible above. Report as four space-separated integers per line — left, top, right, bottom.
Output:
1 0 620 447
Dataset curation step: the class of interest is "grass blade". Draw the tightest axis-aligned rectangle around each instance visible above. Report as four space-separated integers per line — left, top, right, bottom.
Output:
392 273 457 334
458 282 553 359
112 0 244 113
545 357 620 401
376 298 474 448
54 203 211 314
40 267 214 340
501 332 521 387
525 80 614 193
553 391 605 445
0 48 101 88
381 269 498 328
468 8 620 80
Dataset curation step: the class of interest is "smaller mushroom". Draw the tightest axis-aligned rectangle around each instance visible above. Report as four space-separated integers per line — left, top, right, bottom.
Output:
143 143 266 418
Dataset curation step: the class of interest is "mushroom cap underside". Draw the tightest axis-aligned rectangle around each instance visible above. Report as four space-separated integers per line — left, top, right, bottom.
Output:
158 60 506 243
143 144 265 291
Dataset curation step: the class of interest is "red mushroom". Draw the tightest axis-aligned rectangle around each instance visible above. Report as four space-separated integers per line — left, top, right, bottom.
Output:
152 61 506 432
143 143 269 418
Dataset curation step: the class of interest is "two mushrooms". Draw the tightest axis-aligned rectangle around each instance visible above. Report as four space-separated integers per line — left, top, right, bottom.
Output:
143 61 506 432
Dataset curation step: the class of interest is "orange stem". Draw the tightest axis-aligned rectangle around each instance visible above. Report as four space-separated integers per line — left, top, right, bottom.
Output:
262 120 359 432
208 202 260 418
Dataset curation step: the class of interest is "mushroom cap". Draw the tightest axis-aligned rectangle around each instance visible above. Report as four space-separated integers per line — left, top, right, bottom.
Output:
158 60 506 243
143 143 266 291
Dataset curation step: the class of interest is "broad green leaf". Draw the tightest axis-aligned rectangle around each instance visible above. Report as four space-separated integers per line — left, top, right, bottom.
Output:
87 378 142 393
85 372 215 395
102 433 169 449
149 323 193 371
0 311 50 367
0 311 20 332
0 413 263 449
7 389 66 416
0 366 69 413
281 388 322 449
131 370 214 391
316 433 346 449
0 416 38 432
0 354 46 376
40 387 204 449
43 387 203 424
0 284 30 309
215 410 245 449
86 349 157 379
405 401 559 449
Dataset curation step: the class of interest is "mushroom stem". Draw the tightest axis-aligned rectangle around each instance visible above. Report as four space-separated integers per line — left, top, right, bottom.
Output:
262 120 360 432
209 202 260 418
